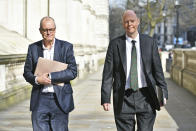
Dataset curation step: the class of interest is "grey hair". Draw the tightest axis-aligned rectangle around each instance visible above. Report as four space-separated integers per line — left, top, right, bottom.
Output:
39 16 56 29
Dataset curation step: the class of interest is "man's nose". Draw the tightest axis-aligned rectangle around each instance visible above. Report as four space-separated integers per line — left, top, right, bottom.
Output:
47 30 50 34
128 21 132 25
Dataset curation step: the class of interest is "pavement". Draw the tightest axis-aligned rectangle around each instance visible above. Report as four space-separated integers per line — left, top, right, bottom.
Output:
0 66 196 131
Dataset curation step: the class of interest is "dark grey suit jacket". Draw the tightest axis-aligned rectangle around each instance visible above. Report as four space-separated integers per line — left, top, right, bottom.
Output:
101 34 168 114
23 38 77 113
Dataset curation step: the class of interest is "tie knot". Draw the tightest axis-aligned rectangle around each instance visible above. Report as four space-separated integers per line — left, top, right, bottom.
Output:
131 40 136 46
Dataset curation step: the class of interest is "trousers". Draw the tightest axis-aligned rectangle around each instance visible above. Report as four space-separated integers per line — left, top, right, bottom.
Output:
32 93 69 131
115 88 156 131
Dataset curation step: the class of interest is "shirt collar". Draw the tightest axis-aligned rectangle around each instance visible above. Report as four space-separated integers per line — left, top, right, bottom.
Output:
42 38 55 50
126 33 139 44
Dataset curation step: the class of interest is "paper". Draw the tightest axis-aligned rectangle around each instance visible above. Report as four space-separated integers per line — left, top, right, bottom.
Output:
34 57 67 86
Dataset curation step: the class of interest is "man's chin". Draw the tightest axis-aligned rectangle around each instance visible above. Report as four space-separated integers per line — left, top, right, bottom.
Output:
127 30 135 34
126 32 134 36
44 39 54 42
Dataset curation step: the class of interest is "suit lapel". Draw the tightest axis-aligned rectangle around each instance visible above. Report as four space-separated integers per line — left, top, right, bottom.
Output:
37 41 43 58
139 34 147 71
52 39 64 94
118 35 127 76
37 39 61 61
53 39 61 62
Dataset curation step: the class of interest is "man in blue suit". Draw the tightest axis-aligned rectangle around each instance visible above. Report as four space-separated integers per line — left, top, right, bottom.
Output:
23 16 77 131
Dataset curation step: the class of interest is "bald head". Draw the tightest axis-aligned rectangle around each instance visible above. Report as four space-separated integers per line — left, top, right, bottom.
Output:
122 10 138 23
122 10 140 38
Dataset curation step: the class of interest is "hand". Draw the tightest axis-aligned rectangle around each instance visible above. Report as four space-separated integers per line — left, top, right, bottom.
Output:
163 98 167 105
37 73 51 85
160 98 167 107
102 103 110 111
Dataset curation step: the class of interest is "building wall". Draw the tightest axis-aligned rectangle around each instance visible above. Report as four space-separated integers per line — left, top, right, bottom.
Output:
0 0 109 45
0 0 109 78
171 49 196 96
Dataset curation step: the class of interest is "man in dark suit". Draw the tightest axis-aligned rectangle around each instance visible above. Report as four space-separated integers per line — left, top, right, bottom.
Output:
101 10 168 131
23 16 77 131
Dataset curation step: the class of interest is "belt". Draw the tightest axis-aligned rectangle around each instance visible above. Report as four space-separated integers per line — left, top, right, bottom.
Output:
125 87 147 97
41 92 55 96
126 87 147 91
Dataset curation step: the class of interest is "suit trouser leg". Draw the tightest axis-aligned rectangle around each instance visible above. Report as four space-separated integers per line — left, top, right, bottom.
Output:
115 88 156 131
115 113 136 131
32 93 69 131
136 109 156 131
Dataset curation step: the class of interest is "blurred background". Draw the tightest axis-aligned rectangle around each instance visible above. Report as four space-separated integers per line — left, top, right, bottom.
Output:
110 0 196 50
110 0 196 51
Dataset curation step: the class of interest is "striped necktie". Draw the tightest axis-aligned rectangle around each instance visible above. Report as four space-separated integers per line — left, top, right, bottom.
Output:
130 40 138 91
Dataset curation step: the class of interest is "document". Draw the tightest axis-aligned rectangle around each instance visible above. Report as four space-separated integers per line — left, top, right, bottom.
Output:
156 86 164 106
34 57 68 86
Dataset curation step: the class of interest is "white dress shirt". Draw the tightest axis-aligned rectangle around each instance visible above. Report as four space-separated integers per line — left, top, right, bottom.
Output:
125 34 147 90
35 39 55 93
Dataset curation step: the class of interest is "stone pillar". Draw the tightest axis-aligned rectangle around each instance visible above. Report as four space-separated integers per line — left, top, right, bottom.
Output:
0 0 25 36
182 50 196 95
94 0 109 48
0 0 8 26
72 0 83 44
26 0 48 41
50 0 68 40
171 49 196 95
171 50 183 86
82 4 91 45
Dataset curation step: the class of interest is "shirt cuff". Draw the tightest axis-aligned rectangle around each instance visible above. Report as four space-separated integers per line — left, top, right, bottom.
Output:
49 73 51 79
35 76 40 85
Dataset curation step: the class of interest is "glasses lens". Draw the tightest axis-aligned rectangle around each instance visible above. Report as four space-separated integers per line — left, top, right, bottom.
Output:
42 28 55 33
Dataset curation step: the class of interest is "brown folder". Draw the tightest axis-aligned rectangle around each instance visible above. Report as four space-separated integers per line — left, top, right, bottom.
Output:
34 57 68 86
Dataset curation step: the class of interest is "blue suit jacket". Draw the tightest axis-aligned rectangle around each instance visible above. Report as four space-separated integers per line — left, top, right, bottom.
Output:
23 38 77 113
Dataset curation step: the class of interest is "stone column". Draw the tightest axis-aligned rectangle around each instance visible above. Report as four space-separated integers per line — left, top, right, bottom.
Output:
50 0 68 40
171 50 183 86
72 0 83 44
26 0 48 41
1 0 25 35
0 0 8 26
94 0 109 48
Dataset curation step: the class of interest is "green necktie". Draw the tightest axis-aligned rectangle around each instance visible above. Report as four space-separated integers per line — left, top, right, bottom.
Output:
130 40 138 91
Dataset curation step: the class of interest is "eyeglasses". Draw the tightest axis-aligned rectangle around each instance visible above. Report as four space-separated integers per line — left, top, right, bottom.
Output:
40 28 56 33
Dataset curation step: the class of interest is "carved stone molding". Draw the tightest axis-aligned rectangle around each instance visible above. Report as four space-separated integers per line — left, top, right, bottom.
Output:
73 0 83 3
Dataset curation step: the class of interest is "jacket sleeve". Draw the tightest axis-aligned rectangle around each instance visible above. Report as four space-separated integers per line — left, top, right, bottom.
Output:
152 39 168 99
101 41 114 105
50 44 77 83
23 45 36 86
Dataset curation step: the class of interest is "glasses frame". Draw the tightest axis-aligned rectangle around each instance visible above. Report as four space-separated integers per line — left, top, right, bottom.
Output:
40 28 56 33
